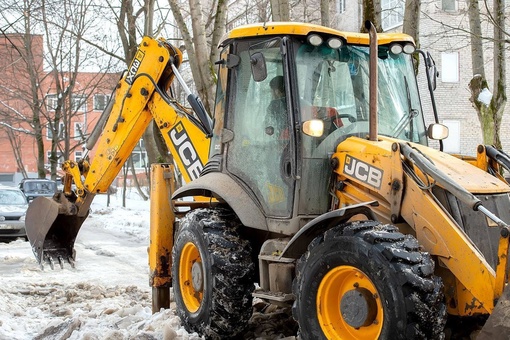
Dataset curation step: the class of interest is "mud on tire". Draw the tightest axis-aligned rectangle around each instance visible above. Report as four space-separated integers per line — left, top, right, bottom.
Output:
172 208 255 339
292 220 446 340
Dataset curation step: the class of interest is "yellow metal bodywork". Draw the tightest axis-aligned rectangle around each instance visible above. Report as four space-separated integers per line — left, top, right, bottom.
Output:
61 37 209 206
222 22 414 47
149 164 176 288
81 37 208 196
333 136 510 316
46 37 210 291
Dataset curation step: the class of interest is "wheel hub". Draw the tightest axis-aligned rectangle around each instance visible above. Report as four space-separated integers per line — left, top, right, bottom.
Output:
191 261 204 291
340 288 378 328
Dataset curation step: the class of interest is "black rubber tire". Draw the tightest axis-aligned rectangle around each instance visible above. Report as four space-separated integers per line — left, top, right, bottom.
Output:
172 208 255 339
292 220 446 340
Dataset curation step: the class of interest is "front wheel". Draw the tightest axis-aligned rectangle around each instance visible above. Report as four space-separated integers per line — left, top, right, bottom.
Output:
292 220 446 339
172 208 255 339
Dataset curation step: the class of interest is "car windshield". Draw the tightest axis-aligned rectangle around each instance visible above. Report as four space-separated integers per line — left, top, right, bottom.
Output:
24 181 56 194
0 189 26 205
295 43 427 158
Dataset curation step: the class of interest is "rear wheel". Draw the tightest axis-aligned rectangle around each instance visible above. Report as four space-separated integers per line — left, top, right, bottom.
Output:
292 220 446 339
172 208 255 339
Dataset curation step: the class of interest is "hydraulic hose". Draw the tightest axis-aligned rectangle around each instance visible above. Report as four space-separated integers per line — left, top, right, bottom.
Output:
399 142 481 210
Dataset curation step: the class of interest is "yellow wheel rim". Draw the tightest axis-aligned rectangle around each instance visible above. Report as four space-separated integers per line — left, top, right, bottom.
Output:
179 242 203 313
317 265 383 339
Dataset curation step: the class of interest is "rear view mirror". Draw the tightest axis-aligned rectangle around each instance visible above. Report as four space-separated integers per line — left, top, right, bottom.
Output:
427 123 449 140
250 52 267 82
426 52 437 91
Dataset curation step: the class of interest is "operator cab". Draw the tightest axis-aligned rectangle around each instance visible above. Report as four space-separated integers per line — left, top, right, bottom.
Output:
212 23 437 233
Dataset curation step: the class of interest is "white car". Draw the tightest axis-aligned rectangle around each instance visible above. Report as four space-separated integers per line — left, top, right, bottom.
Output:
0 186 28 241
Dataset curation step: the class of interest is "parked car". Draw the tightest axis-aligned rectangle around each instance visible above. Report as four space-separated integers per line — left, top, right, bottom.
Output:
0 185 28 240
19 178 57 202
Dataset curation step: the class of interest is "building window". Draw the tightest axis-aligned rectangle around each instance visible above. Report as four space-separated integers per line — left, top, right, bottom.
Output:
131 139 147 169
337 0 346 13
94 94 109 111
46 151 64 168
442 120 460 153
381 0 404 30
441 52 459 83
71 94 87 112
0 173 14 182
47 122 65 140
75 151 83 162
74 122 84 140
46 94 58 111
442 0 456 11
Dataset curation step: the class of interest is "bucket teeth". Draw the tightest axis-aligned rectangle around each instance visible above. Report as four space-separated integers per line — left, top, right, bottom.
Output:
57 255 64 269
40 249 76 270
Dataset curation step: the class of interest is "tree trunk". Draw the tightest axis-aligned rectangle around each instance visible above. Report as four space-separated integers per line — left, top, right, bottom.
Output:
403 0 420 46
489 0 506 149
270 0 290 21
168 0 221 116
321 0 330 26
209 0 227 69
467 0 484 78
129 157 148 200
361 0 382 32
6 130 28 178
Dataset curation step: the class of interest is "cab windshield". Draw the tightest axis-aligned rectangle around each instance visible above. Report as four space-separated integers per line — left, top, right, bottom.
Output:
295 43 427 158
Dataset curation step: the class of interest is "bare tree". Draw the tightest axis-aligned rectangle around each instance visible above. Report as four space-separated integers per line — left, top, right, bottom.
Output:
1 0 118 179
0 4 48 179
168 0 227 115
467 0 506 149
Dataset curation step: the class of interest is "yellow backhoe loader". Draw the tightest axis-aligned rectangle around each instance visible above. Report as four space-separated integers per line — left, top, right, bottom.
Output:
26 21 510 339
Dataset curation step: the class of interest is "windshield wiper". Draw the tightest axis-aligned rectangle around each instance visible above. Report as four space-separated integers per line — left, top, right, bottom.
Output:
391 76 418 138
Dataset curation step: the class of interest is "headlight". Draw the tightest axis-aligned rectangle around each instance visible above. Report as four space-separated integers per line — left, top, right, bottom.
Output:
403 43 416 54
302 119 324 137
20 214 26 222
390 43 403 55
307 34 323 46
326 37 343 49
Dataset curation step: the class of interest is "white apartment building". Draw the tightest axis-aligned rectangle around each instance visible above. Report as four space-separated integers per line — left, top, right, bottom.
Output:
332 0 510 155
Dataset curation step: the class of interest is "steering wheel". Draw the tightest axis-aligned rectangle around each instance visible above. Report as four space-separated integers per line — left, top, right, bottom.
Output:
337 114 357 123
312 121 369 159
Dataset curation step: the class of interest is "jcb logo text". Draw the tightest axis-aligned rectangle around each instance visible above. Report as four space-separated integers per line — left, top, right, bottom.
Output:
343 155 383 189
125 50 145 85
169 123 203 181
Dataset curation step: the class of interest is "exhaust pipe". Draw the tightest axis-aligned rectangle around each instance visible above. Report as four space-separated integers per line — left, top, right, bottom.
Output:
365 21 378 141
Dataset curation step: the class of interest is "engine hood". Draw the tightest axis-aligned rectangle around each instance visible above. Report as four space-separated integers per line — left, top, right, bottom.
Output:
0 204 28 216
396 139 509 194
335 136 509 195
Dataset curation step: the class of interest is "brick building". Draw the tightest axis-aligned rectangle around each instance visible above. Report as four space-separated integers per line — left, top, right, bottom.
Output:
0 33 120 185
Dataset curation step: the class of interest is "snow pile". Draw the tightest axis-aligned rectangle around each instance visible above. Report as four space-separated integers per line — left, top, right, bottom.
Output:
0 190 297 339
0 191 203 340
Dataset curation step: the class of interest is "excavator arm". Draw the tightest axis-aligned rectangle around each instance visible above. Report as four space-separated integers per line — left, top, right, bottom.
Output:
26 36 211 269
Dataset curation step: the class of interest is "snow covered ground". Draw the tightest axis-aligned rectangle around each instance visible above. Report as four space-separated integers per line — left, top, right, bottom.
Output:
0 189 296 340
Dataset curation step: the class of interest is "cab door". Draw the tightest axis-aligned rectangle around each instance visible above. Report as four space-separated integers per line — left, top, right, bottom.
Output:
224 38 295 218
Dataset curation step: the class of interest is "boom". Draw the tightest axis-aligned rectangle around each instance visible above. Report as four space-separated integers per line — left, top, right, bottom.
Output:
26 36 210 268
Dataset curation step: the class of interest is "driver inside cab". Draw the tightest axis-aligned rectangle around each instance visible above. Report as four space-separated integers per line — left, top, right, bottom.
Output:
265 75 289 139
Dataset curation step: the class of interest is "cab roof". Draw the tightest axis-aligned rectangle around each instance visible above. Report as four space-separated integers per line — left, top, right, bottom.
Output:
220 22 415 47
